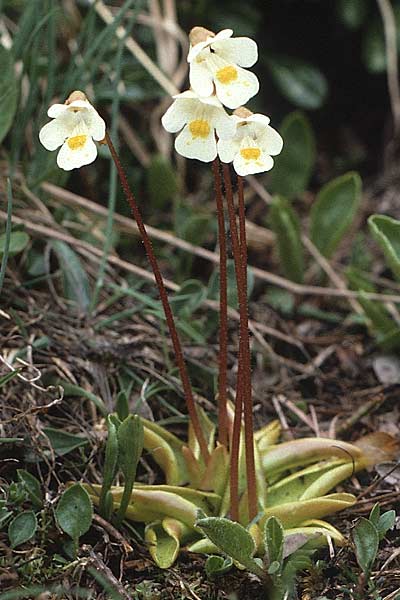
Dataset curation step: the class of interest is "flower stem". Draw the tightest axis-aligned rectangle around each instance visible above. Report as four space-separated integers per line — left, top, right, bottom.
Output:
222 164 257 522
105 132 209 463
212 158 228 448
237 173 257 521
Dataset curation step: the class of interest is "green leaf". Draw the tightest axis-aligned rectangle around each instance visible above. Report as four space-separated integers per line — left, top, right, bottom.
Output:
377 510 396 540
369 503 380 528
265 288 295 315
270 196 304 283
346 267 398 345
8 511 37 548
362 19 386 73
195 516 263 577
99 416 119 519
171 280 207 318
61 382 108 417
0 47 18 143
0 509 13 529
362 9 400 74
0 231 30 257
267 56 328 110
352 517 379 574
115 415 144 525
337 0 368 29
116 390 130 421
0 369 21 388
50 240 91 313
310 172 362 258
269 111 316 199
208 260 254 309
264 516 284 568
17 470 42 508
42 427 88 456
146 155 178 209
145 518 189 569
282 547 314 594
56 484 93 545
369 214 400 281
205 555 233 579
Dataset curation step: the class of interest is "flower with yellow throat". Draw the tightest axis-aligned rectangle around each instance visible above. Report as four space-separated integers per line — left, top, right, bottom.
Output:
39 91 105 171
188 27 259 110
161 90 235 162
217 107 283 176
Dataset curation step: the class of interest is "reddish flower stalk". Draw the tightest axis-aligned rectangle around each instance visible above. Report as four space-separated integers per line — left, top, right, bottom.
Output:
212 158 229 448
222 163 257 522
237 173 257 521
105 132 209 463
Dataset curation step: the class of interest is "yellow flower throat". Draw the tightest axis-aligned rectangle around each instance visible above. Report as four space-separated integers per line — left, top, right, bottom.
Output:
67 135 87 150
189 120 210 139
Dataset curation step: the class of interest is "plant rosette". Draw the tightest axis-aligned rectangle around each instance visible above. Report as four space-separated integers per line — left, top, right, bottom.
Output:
81 409 399 569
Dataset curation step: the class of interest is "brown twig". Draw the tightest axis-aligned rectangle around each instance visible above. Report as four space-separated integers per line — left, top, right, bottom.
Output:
105 131 209 462
212 158 228 448
37 182 400 304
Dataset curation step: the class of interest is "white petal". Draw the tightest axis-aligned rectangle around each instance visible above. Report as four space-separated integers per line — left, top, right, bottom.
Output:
213 110 237 140
217 138 240 163
175 123 216 162
233 150 274 176
189 59 214 98
258 125 284 156
84 105 106 141
161 98 196 133
39 114 75 150
187 30 232 62
67 99 92 110
48 104 68 118
213 65 259 109
173 90 197 100
211 37 258 68
188 41 211 62
247 113 271 127
212 29 234 42
56 136 98 171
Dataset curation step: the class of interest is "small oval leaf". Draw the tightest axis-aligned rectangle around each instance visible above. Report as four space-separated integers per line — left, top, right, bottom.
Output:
310 172 362 258
267 56 328 110
264 515 284 567
8 511 37 548
56 484 93 543
50 240 91 313
270 196 304 283
337 0 368 29
43 427 88 456
17 469 42 508
205 555 233 579
195 516 263 576
0 231 30 257
352 517 379 574
377 510 396 540
269 111 316 199
369 214 400 281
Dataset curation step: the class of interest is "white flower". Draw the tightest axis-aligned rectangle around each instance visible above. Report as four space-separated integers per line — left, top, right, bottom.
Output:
39 91 105 171
217 110 283 176
161 90 236 162
188 28 259 110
